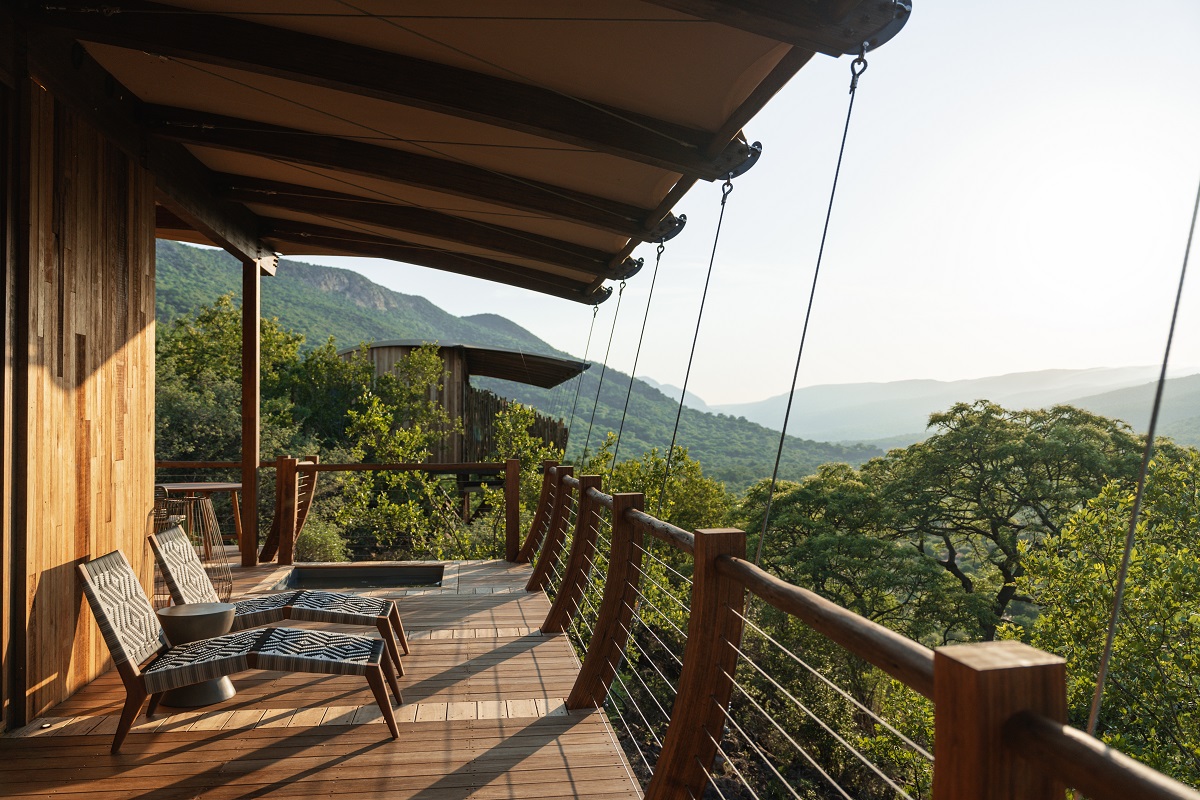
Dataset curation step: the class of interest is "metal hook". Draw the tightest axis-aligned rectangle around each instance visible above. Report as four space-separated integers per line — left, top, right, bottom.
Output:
721 178 734 204
656 242 665 259
849 46 869 93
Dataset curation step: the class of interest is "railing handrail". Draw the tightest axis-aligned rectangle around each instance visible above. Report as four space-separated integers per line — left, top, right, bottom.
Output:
156 460 260 469
584 485 613 510
312 461 506 473
1006 711 1200 800
156 460 506 473
625 507 695 554
716 554 936 699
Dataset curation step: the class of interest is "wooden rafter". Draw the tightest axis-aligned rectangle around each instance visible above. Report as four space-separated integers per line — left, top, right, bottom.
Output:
261 219 610 305
218 176 639 280
145 106 666 241
34 1 757 180
24 29 271 265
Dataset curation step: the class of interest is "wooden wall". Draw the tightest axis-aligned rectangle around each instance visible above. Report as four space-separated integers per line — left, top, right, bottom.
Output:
1 73 15 732
4 82 156 725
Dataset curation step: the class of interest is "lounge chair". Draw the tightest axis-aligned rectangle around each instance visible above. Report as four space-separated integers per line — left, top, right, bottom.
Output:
148 525 408 675
78 550 401 753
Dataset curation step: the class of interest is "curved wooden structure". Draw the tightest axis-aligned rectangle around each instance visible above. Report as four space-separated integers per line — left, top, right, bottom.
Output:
525 472 579 593
258 454 320 564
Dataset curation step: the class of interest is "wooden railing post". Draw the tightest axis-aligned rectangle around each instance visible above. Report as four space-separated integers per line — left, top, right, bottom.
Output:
568 492 644 710
542 475 603 632
517 461 559 563
504 457 521 562
645 528 746 800
276 455 299 566
525 469 575 592
932 641 1067 800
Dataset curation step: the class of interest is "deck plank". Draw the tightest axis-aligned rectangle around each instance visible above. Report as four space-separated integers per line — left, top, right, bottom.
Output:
0 560 640 799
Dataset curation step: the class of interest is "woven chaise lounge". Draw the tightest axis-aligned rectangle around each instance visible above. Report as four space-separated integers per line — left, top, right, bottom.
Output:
148 525 409 674
79 550 402 753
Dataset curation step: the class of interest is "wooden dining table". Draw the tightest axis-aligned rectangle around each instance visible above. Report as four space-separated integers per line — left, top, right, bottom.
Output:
157 481 243 544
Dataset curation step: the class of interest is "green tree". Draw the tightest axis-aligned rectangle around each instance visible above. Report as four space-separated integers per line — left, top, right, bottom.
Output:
283 339 377 447
158 293 303 394
584 433 732 533
872 401 1142 639
156 294 308 462
736 464 983 646
1016 449 1200 784
493 401 564 511
336 343 465 557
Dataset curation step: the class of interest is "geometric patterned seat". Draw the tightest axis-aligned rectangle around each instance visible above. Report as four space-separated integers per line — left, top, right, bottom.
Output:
78 550 402 753
148 525 408 675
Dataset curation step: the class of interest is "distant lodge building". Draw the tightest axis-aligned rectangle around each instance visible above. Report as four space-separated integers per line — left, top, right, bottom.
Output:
341 341 589 463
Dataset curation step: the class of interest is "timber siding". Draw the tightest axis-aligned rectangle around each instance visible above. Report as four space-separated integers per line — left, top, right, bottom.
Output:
13 83 156 723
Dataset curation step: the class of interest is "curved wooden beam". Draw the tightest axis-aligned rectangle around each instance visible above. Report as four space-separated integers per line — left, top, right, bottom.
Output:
145 106 661 240
220 176 637 279
262 220 611 305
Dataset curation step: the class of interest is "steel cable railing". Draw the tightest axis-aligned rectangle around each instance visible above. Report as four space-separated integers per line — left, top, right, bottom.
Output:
519 465 1196 800
734 607 934 764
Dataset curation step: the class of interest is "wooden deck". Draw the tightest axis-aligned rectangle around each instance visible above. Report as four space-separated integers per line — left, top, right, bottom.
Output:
0 561 640 800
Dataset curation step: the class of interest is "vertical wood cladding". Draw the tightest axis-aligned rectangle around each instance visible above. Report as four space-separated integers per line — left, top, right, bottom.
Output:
18 84 155 722
366 344 466 463
1 78 16 732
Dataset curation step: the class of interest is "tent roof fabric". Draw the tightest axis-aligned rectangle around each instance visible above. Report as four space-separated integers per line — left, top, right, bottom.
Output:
31 0 911 303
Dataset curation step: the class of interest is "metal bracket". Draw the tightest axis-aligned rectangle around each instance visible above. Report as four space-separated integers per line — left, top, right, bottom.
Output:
840 0 911 54
646 212 687 243
725 141 762 180
612 257 644 281
710 139 763 181
583 285 613 305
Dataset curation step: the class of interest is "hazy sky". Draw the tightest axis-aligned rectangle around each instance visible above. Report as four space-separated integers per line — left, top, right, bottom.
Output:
298 1 1200 407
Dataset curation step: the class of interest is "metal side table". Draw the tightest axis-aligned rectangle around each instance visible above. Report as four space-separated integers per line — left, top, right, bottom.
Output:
156 602 237 707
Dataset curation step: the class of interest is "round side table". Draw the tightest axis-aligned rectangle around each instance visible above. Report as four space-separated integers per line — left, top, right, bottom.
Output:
156 602 237 707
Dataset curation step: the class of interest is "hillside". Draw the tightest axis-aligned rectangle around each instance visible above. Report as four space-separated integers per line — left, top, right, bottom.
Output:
1067 375 1200 447
156 240 568 354
157 241 880 488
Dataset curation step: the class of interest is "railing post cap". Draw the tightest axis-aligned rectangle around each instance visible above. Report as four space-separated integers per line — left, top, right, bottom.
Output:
935 640 1065 672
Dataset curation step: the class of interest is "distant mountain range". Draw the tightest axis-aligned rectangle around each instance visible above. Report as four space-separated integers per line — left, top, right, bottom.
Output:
684 367 1200 448
156 241 880 489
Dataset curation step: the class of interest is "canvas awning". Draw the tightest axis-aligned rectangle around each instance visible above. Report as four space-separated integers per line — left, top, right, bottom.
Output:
28 0 911 303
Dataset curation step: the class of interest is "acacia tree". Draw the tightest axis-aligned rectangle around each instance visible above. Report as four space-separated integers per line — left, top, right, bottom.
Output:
870 401 1142 639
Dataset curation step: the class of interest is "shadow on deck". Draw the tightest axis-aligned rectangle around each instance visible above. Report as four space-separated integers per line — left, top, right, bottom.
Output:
0 560 640 800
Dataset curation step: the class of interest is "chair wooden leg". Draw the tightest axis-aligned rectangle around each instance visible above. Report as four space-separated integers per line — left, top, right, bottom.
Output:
146 692 163 719
112 687 149 754
366 666 399 739
382 656 404 706
376 617 404 676
390 606 409 655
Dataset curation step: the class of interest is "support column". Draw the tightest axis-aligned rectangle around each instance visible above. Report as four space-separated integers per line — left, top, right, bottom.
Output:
239 258 260 567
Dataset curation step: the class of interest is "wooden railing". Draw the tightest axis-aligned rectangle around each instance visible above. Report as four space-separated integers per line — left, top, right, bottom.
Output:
521 464 1200 800
275 458 522 565
157 457 522 565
